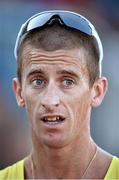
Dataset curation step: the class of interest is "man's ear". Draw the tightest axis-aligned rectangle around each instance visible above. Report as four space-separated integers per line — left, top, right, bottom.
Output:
12 78 25 107
91 77 108 107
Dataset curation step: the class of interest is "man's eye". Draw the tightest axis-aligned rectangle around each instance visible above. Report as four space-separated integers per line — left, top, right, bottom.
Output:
62 79 74 87
32 79 45 87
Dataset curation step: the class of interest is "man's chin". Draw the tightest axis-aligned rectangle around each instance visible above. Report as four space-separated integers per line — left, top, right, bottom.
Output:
39 132 71 149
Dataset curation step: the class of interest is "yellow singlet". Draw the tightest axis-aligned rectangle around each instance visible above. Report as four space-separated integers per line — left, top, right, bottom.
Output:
104 157 119 179
0 160 24 179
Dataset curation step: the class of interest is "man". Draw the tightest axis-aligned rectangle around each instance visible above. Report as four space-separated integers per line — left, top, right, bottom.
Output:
0 10 119 179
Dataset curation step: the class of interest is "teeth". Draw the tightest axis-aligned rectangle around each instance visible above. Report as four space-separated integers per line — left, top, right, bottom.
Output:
42 116 64 122
46 117 57 121
56 116 60 121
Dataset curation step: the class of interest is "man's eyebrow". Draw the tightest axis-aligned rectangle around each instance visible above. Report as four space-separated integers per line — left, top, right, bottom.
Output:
27 69 45 77
57 70 79 78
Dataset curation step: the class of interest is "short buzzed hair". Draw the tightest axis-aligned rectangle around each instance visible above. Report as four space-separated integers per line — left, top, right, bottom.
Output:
17 23 100 86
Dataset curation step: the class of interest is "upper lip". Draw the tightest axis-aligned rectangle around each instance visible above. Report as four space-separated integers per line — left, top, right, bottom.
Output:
40 114 66 121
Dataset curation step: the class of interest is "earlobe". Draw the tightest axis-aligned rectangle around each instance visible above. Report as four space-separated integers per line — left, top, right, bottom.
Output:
91 77 108 107
12 78 25 107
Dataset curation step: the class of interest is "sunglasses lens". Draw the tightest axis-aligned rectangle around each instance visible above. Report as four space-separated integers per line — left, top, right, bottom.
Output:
27 13 53 31
60 13 92 35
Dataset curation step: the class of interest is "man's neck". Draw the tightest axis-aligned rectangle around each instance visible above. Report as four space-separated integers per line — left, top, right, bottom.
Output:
27 133 96 179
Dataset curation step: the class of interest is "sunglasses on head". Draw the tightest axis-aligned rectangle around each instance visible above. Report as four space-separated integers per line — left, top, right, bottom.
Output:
14 10 103 61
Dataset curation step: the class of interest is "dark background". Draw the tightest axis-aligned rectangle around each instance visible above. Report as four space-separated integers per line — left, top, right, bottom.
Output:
0 0 119 169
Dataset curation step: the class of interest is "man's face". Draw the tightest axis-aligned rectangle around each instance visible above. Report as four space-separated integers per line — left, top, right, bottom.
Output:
14 47 94 148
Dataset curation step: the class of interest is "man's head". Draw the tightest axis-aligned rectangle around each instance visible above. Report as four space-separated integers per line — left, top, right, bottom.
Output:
13 11 107 148
17 24 101 87
14 10 103 87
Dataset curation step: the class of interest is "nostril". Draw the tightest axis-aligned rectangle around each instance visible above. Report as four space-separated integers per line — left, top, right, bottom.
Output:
42 102 59 108
41 95 60 108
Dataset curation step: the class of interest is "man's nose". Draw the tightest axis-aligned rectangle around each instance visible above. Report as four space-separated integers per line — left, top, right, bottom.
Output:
40 85 60 110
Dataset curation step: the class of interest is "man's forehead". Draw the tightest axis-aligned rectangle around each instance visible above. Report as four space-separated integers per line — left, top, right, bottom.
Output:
21 46 89 75
22 45 87 64
22 48 89 80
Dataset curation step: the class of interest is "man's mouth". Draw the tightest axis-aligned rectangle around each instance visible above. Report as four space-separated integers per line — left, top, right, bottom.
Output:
41 115 65 125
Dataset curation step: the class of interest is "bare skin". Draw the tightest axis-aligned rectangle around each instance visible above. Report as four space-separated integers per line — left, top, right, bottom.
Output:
13 46 111 179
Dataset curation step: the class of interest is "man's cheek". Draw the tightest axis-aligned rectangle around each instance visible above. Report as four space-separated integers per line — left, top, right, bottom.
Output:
25 97 35 117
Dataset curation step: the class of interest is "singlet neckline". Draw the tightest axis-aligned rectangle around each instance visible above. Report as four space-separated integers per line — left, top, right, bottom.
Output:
22 156 117 179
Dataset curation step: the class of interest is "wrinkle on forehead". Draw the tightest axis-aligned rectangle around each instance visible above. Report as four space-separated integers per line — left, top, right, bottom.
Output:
22 47 86 64
22 46 89 79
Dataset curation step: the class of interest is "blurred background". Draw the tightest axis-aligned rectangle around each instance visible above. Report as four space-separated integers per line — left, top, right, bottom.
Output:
0 0 119 169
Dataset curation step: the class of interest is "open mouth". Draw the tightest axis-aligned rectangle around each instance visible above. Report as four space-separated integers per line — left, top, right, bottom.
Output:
41 115 65 125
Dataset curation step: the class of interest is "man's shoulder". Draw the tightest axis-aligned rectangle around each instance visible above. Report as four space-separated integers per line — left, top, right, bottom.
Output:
104 156 119 179
0 159 24 179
